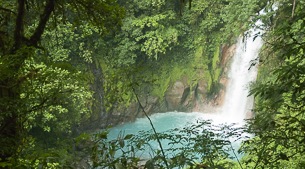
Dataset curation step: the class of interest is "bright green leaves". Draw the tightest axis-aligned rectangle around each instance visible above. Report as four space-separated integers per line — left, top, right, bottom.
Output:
103 0 263 109
221 0 263 41
20 58 91 133
132 13 167 28
131 12 176 29
0 0 124 167
290 18 305 46
130 0 166 12
122 12 178 59
136 27 178 59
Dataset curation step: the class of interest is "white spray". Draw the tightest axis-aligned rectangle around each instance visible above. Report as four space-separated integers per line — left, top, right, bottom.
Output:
219 31 263 124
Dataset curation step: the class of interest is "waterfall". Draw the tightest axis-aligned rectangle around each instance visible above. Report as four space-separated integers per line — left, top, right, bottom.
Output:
191 31 263 125
219 30 263 124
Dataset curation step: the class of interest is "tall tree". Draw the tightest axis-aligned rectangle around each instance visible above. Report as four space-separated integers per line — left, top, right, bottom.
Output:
0 0 123 166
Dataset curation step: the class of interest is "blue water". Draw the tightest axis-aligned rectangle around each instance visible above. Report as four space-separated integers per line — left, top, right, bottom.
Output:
108 112 210 139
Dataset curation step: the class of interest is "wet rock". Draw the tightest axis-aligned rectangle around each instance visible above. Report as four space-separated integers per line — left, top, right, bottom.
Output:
221 44 236 67
197 79 208 95
137 96 159 116
165 81 189 111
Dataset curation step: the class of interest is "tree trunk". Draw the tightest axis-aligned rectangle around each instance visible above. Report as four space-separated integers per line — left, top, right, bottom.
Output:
0 77 23 163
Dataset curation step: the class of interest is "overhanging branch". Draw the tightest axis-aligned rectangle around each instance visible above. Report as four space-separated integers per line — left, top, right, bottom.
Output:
0 7 16 14
29 0 55 47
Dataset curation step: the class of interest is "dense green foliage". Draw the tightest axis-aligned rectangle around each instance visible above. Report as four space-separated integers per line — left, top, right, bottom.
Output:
0 0 124 167
1 0 304 168
240 0 305 168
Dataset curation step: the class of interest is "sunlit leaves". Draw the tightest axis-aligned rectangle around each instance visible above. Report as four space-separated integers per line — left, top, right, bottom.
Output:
121 11 178 59
42 19 102 64
102 0 264 114
131 0 166 11
136 27 178 59
19 58 91 133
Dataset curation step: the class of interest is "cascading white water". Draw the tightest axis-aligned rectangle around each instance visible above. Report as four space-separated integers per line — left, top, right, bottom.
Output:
219 30 263 124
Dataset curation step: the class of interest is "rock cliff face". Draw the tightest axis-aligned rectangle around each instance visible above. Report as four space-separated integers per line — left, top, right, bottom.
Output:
213 44 237 107
106 44 236 126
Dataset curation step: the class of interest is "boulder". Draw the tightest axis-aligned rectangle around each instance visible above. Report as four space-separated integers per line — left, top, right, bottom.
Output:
137 96 159 116
197 79 208 95
165 81 190 111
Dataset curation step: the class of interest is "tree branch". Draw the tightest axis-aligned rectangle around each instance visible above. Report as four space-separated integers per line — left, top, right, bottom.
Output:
291 0 296 18
29 0 55 47
0 7 16 14
230 142 244 169
132 87 169 169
